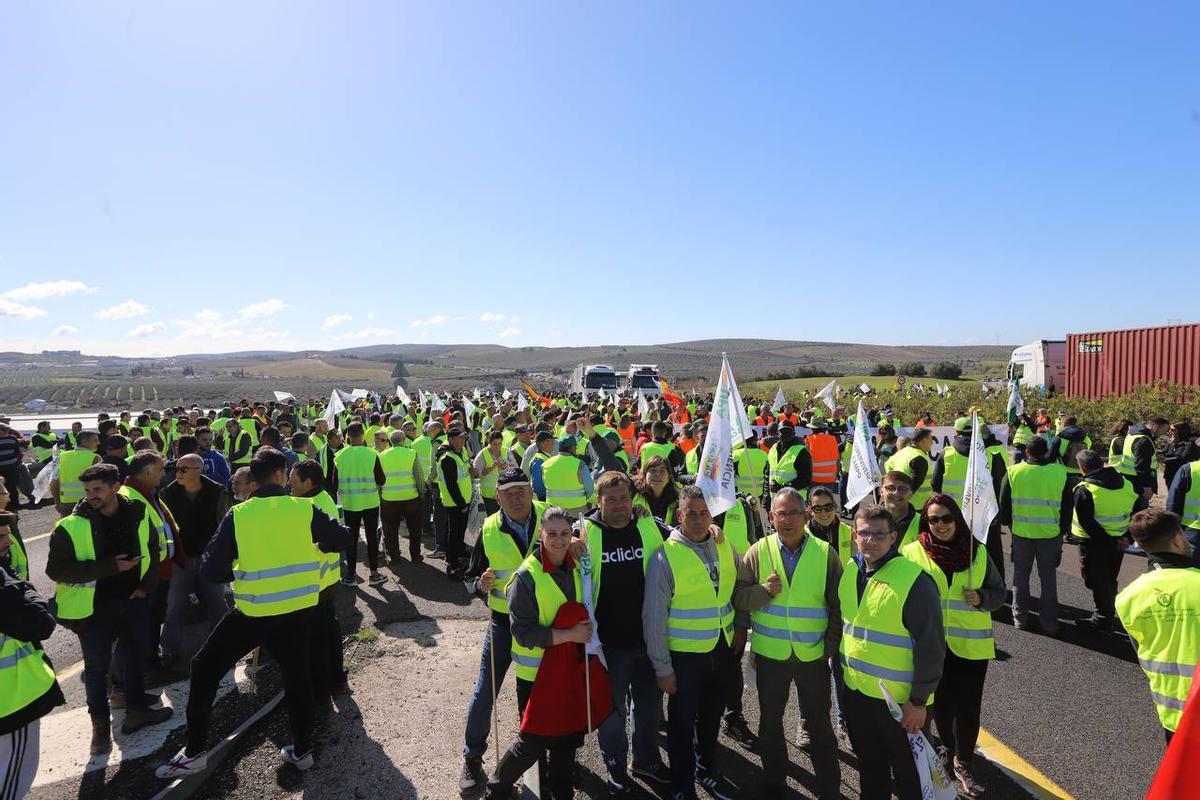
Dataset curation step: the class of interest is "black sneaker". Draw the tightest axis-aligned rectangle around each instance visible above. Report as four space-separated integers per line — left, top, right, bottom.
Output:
1077 613 1114 633
696 768 738 800
459 757 486 795
954 760 985 797
604 776 632 797
630 761 672 786
722 713 758 749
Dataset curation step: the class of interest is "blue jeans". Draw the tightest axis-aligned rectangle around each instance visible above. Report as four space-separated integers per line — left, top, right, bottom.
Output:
463 615 514 760
597 647 664 778
79 596 152 720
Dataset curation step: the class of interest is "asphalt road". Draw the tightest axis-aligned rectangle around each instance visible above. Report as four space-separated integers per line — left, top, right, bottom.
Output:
15 498 1168 800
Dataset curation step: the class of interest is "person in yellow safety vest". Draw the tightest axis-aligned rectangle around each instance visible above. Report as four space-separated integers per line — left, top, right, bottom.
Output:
632 455 678 526
486 506 593 800
507 424 532 468
120 450 178 565
1112 418 1169 500
474 430 508 516
224 418 254 466
378 430 427 564
457 469 547 792
997 436 1073 635
1116 509 1200 743
155 447 350 780
153 418 175 458
767 425 813 500
731 487 843 799
805 420 841 487
437 426 476 579
807 485 854 565
0 509 67 798
1167 457 1200 559
884 428 935 511
733 433 770 501
643 485 745 799
333 422 386 587
838 504 945 800
880 471 922 548
44 463 172 755
931 417 1009 585
901 495 1004 797
52 430 102 517
411 420 443 540
288 458 352 698
28 421 57 481
639 421 685 476
1072 449 1148 632
540 435 593 515
571 470 672 791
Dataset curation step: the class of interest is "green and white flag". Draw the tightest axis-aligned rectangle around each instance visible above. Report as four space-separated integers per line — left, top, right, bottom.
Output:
844 400 882 509
696 353 740 516
1007 378 1024 423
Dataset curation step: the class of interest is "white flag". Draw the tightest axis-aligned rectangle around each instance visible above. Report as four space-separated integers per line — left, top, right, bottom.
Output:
430 393 446 413
844 401 882 509
815 379 838 412
1007 378 1024 423
859 383 872 395
323 389 345 429
350 388 369 400
723 361 753 444
273 390 295 403
576 514 607 667
771 386 786 413
462 395 477 421
637 388 650 419
695 353 738 516
473 388 481 400
581 388 590 405
502 388 512 401
396 386 412 406
962 412 999 586
598 387 608 400
517 392 528 412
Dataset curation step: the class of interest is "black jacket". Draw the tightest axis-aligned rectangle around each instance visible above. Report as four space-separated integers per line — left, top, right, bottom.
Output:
1111 425 1159 494
930 435 1006 496
161 475 230 559
0 566 65 734
1071 467 1149 539
1162 441 1200 488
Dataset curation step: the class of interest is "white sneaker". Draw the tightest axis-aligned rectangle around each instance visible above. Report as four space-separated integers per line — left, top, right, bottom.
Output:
280 745 314 770
155 747 208 779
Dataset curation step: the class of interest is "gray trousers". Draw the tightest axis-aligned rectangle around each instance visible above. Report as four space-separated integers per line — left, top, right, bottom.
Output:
160 556 229 661
1010 535 1062 631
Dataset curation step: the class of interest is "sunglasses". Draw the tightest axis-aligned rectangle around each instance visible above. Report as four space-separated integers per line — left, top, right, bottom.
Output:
927 514 956 525
810 503 835 513
177 466 200 473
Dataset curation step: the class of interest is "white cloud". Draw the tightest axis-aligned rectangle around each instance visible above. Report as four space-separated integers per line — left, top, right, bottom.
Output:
321 314 353 331
195 308 222 323
251 327 291 340
2 280 98 301
510 315 521 324
480 312 508 323
367 312 376 320
498 327 521 339
335 326 395 341
409 315 448 328
238 298 285 318
49 325 78 337
0 298 47 319
126 321 166 337
172 311 243 340
94 300 150 320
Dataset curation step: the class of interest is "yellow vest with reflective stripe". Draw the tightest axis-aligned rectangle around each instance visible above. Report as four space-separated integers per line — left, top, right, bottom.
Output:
307 490 343 590
479 449 500 499
0 629 57 718
902 541 995 660
510 553 582 681
7 534 28 582
663 537 735 653
238 418 260 446
1116 565 1200 731
768 443 807 487
583 516 664 607
481 505 545 614
940 449 969 498
809 520 854 565
839 555 923 703
1072 479 1137 539
887 447 933 509
1007 461 1068 539
542 454 588 511
1114 433 1157 477
53 513 150 620
231 496 321 617
639 442 676 468
334 446 381 512
31 433 55 462
721 500 752 556
1180 462 1200 532
118 484 175 560
437 449 473 507
685 446 699 475
750 534 831 662
58 449 98 505
379 446 419 501
734 447 768 495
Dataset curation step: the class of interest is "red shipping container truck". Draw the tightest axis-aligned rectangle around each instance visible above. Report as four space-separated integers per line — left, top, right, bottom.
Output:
1066 322 1200 399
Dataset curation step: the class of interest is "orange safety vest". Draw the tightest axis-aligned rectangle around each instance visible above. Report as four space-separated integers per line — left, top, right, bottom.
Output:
754 415 773 427
778 412 799 426
679 438 697 454
618 424 636 456
806 432 839 484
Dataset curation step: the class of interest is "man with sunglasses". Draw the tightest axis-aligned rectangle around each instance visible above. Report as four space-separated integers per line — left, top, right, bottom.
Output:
159 453 230 670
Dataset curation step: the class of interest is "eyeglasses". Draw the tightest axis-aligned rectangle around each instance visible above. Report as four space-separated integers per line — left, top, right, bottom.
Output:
927 514 956 525
855 531 893 542
772 510 805 519
177 466 199 473
810 503 835 513
881 485 911 495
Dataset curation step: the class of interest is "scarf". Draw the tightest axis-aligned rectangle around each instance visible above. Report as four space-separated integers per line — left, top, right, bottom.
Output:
918 527 972 576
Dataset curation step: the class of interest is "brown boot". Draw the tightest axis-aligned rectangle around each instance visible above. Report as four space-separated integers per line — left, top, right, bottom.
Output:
91 720 112 755
121 704 173 734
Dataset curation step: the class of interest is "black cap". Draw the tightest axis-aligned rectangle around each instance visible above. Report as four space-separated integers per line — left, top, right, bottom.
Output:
535 430 554 444
498 468 529 487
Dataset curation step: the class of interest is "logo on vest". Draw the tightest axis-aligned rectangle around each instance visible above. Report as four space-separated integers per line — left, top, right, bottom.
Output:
1154 589 1173 608
602 546 644 564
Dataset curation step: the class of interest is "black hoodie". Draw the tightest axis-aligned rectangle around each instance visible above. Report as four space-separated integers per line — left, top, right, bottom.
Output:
930 435 1006 496
1071 467 1149 539
1049 425 1091 472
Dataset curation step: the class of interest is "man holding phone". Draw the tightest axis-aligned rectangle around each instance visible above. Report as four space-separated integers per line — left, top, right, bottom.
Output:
45 463 173 756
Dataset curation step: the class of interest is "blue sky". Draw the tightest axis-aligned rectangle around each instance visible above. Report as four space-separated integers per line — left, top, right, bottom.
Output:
1 2 1198 357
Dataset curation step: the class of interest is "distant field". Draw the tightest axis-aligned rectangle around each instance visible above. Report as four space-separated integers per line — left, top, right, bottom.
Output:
740 374 980 402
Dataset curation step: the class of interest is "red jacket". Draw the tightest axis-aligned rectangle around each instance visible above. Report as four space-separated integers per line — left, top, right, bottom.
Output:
521 600 613 737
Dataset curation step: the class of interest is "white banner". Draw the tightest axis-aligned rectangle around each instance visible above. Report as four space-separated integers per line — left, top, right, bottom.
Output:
771 386 786 413
695 354 739 516
844 401 882 509
815 379 839 412
273 391 295 403
962 411 1000 587
396 386 412 406
322 389 345 429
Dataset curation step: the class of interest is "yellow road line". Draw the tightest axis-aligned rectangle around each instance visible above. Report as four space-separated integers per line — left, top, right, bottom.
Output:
23 531 54 544
977 727 1075 800
57 659 85 682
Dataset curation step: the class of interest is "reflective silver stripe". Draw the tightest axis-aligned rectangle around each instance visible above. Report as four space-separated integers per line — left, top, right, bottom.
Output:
842 623 912 649
811 460 837 468
1139 658 1197 678
1013 498 1059 507
1094 514 1128 523
489 588 506 602
946 627 993 640
0 644 36 670
493 569 515 579
668 627 719 640
1012 514 1056 524
941 479 965 489
1151 691 1186 711
842 656 913 682
547 487 587 499
511 653 542 669
751 622 825 644
341 477 376 484
233 562 321 581
233 585 319 604
759 604 829 620
943 599 987 613
669 604 733 620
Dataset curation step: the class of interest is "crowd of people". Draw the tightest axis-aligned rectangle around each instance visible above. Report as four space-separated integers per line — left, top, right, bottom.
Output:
1 387 1198 800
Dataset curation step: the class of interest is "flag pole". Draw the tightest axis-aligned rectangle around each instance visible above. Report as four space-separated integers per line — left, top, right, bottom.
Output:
579 512 593 736
490 625 500 771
